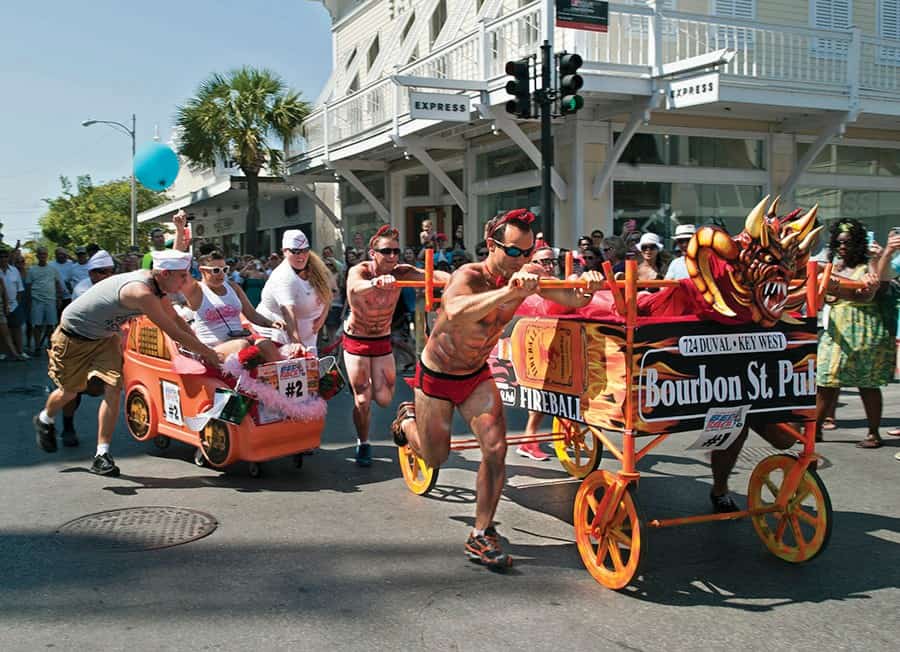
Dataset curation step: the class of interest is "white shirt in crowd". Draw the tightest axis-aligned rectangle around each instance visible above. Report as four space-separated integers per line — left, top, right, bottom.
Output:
256 260 323 349
72 277 93 300
665 256 690 280
1 265 24 312
49 259 75 299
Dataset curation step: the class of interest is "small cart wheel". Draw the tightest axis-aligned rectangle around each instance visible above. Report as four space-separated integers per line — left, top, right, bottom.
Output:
748 454 832 563
248 462 262 478
552 418 603 479
193 448 206 467
574 470 644 590
398 445 439 496
293 454 304 469
125 387 156 441
153 435 170 450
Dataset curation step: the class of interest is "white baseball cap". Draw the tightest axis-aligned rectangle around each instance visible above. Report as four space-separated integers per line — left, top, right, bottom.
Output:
87 250 114 271
674 224 697 240
282 229 309 250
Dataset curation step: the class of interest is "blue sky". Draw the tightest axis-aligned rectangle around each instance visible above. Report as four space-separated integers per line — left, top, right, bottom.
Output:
0 0 332 244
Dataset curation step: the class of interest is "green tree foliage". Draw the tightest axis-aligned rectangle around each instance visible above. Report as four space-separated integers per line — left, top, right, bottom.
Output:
176 67 309 255
39 175 164 253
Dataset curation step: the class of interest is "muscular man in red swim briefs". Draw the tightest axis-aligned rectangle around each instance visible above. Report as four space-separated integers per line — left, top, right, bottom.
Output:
344 225 450 467
392 209 604 569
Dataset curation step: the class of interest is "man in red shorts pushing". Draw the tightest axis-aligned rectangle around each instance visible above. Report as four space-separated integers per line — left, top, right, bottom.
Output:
343 225 450 467
392 209 604 569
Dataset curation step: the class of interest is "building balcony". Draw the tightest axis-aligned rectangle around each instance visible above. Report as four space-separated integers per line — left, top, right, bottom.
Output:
293 1 900 168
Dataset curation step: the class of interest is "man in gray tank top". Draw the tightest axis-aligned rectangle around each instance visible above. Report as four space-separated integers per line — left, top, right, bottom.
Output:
33 249 221 477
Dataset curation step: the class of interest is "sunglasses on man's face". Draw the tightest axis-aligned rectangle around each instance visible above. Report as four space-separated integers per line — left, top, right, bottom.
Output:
374 247 401 256
288 247 310 255
490 240 535 258
200 265 230 274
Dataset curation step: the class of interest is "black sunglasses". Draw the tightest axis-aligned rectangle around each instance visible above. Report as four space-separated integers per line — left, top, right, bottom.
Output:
374 247 401 256
490 239 534 258
288 247 310 255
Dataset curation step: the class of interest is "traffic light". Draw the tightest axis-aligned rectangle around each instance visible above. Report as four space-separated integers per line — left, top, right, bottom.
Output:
558 52 584 115
505 58 532 119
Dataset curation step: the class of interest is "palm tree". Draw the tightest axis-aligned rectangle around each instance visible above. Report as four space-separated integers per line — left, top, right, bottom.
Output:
176 67 309 255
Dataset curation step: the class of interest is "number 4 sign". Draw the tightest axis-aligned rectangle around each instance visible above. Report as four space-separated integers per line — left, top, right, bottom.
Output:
687 404 751 451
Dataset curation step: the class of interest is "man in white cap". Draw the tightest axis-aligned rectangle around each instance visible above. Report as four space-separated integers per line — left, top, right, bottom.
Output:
33 248 221 476
72 250 115 300
664 224 697 281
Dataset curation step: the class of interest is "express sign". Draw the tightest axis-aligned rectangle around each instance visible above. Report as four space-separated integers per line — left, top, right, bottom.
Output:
409 91 472 122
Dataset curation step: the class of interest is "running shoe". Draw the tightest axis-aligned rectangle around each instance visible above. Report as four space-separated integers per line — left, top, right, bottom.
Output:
710 491 741 514
90 453 120 477
34 415 57 453
516 442 550 461
465 531 513 570
355 442 372 467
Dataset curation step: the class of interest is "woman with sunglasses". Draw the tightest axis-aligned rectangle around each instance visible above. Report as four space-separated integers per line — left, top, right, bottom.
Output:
636 232 667 281
182 251 284 362
256 230 332 354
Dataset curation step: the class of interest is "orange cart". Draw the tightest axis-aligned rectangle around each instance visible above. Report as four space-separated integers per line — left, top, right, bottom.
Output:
122 316 324 477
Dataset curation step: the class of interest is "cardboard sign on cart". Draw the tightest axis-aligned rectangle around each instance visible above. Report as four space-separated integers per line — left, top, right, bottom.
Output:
253 357 320 425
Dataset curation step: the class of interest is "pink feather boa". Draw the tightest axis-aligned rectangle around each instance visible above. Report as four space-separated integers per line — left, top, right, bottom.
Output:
222 355 326 423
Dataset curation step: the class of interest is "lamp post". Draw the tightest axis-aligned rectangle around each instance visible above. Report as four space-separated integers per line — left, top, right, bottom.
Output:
82 114 137 247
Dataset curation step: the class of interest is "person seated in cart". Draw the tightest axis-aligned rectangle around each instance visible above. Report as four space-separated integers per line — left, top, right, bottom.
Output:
33 249 222 477
181 250 285 363
391 209 604 569
344 225 451 467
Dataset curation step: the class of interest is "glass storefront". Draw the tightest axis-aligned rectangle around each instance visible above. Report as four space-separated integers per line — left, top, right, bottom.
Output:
798 143 900 177
476 145 536 180
796 187 900 244
477 186 544 242
613 181 764 246
616 133 765 169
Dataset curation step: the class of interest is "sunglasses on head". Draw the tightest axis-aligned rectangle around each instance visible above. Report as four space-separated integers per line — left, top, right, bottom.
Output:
200 265 230 274
374 247 401 256
288 247 310 255
490 239 534 258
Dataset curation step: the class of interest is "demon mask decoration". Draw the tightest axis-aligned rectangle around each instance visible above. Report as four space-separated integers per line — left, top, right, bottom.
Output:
685 195 822 327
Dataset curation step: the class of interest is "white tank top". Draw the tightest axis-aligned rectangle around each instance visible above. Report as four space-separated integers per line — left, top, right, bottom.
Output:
193 282 244 345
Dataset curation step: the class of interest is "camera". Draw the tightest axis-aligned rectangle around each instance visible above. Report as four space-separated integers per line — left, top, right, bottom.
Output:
227 328 252 338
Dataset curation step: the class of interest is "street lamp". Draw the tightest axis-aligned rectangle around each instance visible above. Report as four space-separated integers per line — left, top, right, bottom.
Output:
82 114 137 247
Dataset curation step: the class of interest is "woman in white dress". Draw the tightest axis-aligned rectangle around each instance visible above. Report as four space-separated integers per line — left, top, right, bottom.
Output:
183 251 284 361
256 230 332 353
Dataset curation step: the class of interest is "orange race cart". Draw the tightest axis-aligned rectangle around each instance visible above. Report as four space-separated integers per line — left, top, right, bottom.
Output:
121 316 325 477
395 211 849 589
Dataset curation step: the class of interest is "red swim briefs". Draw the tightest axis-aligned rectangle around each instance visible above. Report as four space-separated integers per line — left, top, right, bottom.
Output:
342 332 393 357
413 360 494 406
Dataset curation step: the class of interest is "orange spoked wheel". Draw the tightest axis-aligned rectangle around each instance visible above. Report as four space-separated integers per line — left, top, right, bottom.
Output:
398 445 439 496
573 470 644 590
748 454 832 563
552 417 602 479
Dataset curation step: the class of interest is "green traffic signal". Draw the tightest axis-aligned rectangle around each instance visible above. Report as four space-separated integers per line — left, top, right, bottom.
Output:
561 95 584 113
557 51 584 116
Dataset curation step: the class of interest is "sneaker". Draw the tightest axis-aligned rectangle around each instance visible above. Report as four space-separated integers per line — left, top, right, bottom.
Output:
391 401 415 447
90 453 120 477
516 442 550 461
710 491 741 514
355 442 372 467
0 354 7 361
61 429 79 448
33 415 57 453
483 525 501 548
18 352 30 360
465 531 513 570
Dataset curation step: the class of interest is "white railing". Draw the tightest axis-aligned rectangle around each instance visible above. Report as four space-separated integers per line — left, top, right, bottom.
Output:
299 1 900 158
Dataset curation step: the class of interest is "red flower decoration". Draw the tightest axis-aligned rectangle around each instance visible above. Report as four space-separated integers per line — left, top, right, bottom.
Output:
237 345 265 370
318 368 345 400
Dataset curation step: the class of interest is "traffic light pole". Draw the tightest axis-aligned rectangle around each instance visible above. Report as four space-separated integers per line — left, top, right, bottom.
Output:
539 39 553 230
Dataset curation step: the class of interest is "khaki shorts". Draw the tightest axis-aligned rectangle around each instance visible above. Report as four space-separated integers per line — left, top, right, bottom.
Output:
47 328 123 392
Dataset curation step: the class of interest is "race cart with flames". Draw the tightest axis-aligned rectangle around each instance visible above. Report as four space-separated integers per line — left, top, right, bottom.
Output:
121 317 325 477
398 198 849 590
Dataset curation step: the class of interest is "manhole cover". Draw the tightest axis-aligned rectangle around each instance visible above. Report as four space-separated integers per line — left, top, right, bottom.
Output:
56 506 217 552
735 447 831 471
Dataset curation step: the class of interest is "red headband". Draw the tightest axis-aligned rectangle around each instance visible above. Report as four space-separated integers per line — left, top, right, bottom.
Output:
369 224 399 249
487 208 536 238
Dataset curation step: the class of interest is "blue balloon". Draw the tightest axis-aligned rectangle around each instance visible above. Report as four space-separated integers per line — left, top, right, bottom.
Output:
133 142 180 191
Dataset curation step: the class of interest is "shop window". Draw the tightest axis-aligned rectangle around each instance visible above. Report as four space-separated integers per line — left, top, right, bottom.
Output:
477 186 545 241
615 133 765 169
476 144 536 180
799 143 900 176
405 174 430 196
797 187 900 245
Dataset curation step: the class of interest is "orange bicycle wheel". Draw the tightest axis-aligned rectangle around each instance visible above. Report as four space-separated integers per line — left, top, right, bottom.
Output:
573 470 644 589
552 417 602 479
748 454 832 563
398 445 439 496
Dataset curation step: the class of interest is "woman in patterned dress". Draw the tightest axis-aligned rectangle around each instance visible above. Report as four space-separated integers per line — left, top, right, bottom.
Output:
816 219 890 448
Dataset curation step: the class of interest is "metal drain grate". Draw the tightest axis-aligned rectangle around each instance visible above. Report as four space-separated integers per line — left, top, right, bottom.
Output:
735 447 831 471
56 506 218 552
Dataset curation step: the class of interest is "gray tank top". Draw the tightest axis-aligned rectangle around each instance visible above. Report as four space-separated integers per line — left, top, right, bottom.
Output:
61 270 161 339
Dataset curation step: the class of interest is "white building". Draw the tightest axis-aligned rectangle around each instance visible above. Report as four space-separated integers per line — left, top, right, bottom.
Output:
289 0 900 253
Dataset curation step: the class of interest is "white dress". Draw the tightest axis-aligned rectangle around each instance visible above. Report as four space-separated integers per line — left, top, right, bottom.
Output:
256 260 323 349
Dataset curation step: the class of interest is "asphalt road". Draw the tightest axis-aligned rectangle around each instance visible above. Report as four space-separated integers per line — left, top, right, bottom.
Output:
0 357 898 651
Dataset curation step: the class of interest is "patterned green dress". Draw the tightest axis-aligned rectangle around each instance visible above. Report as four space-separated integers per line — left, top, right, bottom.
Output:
817 265 894 388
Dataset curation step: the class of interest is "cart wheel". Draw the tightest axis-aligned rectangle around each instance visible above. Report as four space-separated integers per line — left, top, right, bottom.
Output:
248 462 262 478
748 454 832 563
125 388 155 441
193 448 206 467
153 435 170 450
398 445 439 496
199 419 231 468
573 470 644 590
552 417 603 479
293 454 304 469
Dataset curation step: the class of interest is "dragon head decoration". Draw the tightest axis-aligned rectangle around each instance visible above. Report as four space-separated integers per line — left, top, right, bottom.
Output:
685 195 823 327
